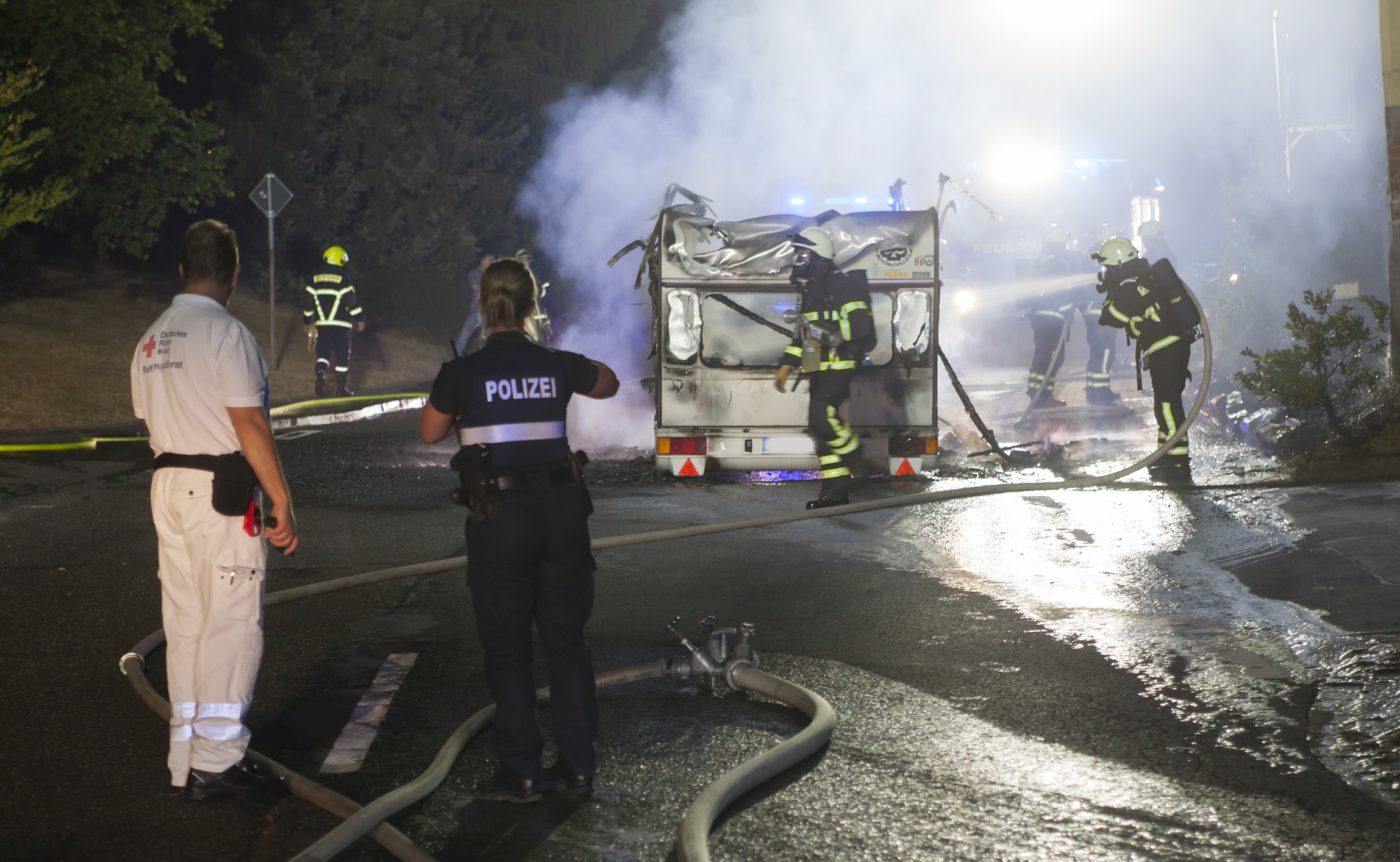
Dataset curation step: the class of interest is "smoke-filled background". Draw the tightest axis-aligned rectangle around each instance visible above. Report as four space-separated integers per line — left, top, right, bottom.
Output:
521 0 1386 449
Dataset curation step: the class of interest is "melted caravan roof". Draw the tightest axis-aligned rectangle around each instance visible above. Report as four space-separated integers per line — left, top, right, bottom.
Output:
660 207 937 283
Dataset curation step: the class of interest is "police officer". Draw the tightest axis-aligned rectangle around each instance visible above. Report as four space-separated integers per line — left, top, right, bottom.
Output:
131 219 299 801
420 257 619 802
773 226 877 510
300 245 365 396
1094 236 1196 482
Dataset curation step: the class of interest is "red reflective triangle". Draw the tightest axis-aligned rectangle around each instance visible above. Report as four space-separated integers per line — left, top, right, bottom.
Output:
678 457 699 477
895 457 915 476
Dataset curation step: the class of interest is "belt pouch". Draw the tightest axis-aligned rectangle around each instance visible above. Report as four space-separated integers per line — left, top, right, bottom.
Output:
211 453 258 516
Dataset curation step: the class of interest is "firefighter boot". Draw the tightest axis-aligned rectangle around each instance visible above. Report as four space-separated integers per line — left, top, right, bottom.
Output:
335 373 354 397
1085 388 1122 406
1028 390 1067 410
1148 457 1192 485
806 476 851 510
847 460 872 496
314 368 329 398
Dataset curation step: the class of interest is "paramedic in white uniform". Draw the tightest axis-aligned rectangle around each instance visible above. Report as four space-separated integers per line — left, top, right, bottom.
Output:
130 218 299 801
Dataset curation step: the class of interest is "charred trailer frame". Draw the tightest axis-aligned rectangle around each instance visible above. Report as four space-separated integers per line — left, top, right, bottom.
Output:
644 202 940 477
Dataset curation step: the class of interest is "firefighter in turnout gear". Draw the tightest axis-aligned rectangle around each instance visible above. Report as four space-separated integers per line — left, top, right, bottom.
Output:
1021 240 1083 411
1082 288 1121 406
420 257 620 802
1023 225 1119 409
300 245 365 396
1094 236 1198 483
773 226 877 510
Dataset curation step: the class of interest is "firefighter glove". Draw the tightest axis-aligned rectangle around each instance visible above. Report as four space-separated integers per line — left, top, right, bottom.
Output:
774 364 793 392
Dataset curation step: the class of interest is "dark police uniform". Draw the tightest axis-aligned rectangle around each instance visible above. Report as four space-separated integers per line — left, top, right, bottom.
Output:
778 268 875 498
1099 255 1194 478
427 331 601 781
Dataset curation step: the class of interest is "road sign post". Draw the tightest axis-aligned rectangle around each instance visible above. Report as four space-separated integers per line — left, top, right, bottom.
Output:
247 173 293 363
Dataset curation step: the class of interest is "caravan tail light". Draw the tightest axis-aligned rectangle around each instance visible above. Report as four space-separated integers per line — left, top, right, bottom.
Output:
657 436 707 456
889 435 937 456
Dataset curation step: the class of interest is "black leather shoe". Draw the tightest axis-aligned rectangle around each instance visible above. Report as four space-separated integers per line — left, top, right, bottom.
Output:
538 759 593 795
186 761 286 804
474 766 541 804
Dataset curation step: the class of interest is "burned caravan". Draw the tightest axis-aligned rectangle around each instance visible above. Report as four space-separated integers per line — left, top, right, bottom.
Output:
629 200 940 476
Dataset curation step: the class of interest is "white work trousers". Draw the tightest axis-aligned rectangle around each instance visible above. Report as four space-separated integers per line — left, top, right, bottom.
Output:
150 467 267 786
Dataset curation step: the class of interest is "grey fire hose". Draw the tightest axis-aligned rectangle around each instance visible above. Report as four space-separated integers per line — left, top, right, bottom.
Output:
290 661 672 862
676 666 835 862
121 288 1211 861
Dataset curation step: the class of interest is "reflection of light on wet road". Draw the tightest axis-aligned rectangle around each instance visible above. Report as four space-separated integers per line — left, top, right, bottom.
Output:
938 489 1188 615
719 660 1396 860
885 488 1330 773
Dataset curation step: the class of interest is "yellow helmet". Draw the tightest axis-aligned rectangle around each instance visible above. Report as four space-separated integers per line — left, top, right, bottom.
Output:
1091 236 1138 267
323 245 349 266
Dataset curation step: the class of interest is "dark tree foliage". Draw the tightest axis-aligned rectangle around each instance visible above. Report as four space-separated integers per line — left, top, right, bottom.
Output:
215 0 661 280
0 63 74 240
0 0 231 257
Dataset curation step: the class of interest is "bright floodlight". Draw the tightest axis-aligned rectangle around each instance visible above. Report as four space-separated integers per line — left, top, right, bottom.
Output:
985 142 1062 188
789 197 805 207
953 289 977 315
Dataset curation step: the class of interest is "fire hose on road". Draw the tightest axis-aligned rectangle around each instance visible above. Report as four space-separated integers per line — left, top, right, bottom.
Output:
120 291 1212 860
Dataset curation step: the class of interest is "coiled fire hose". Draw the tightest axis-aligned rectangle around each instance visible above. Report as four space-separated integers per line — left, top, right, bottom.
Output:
121 290 1211 860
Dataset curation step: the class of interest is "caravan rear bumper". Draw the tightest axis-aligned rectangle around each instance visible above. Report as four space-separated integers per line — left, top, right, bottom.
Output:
654 431 937 477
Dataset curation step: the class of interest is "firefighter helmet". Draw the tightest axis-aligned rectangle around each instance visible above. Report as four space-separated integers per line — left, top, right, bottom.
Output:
790 226 834 260
1091 236 1138 266
323 245 349 266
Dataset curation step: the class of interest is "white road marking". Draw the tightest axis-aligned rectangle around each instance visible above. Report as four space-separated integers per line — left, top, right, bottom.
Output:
319 652 419 774
274 429 323 440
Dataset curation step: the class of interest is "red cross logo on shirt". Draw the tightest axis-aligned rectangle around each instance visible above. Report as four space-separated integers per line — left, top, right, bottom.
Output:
142 335 157 359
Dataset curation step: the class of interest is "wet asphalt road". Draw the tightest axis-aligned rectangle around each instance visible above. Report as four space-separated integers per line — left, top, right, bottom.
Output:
4 410 1400 861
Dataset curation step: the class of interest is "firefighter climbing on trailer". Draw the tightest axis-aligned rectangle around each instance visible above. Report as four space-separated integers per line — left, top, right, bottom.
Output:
773 226 877 509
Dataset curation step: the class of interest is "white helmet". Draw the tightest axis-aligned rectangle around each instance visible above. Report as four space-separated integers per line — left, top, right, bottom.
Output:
791 226 834 260
1092 236 1139 266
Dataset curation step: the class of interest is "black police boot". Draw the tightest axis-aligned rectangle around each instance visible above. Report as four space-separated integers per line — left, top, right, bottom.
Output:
186 761 287 804
474 765 541 804
538 759 594 795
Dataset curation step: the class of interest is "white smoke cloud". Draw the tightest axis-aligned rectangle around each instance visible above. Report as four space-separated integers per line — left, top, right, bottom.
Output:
523 0 1385 449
